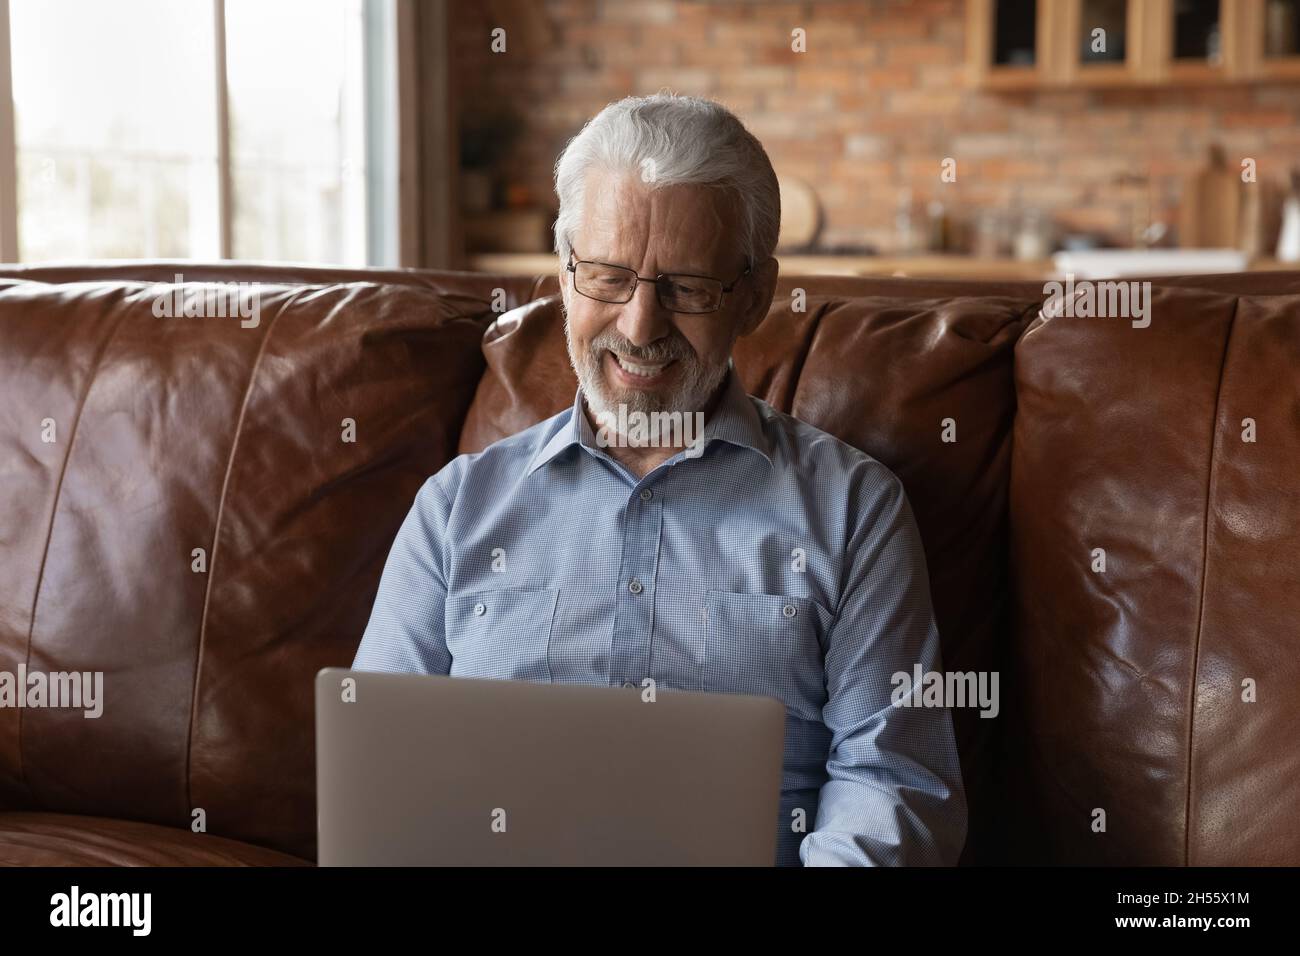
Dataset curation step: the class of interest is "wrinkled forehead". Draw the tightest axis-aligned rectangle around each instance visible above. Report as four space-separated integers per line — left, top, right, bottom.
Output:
575 167 742 276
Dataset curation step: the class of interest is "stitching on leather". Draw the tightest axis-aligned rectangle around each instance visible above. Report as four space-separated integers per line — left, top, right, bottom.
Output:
185 286 299 823
786 296 833 414
18 293 135 808
1184 293 1239 867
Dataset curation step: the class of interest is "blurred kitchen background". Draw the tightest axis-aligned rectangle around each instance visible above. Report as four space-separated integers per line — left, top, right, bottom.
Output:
452 0 1300 279
6 0 1300 280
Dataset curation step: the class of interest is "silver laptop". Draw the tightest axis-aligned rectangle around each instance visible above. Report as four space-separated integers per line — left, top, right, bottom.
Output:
315 668 786 866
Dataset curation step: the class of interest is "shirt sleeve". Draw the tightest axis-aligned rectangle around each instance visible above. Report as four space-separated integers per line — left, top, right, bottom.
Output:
351 474 454 675
799 469 968 866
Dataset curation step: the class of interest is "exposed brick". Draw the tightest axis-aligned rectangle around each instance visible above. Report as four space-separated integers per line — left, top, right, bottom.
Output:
755 45 808 65
899 157 957 183
888 89 964 113
716 65 792 91
742 113 809 138
918 65 965 90
885 43 953 66
711 21 796 47
949 132 1022 157
599 0 676 24
860 67 915 91
828 158 897 183
862 16 931 39
712 90 765 115
450 0 1300 254
845 133 890 158
1221 111 1296 128
750 3 808 23
635 68 716 92
803 20 867 46
976 158 1055 181
764 90 835 112
793 66 859 93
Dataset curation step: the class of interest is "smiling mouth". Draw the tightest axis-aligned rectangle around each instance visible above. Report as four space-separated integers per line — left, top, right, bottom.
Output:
608 350 676 381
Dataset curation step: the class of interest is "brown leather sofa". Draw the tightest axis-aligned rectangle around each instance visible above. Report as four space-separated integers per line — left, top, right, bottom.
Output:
1 261 1296 866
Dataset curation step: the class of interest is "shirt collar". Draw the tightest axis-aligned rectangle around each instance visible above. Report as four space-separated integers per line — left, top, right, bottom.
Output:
525 361 772 476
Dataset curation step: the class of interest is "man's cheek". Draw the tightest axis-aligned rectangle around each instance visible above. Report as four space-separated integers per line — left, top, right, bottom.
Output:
691 344 724 369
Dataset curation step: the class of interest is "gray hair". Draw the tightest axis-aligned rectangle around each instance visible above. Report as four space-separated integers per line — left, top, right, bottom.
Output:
552 93 780 271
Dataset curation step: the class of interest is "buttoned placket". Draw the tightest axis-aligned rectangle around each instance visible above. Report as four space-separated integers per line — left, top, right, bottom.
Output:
609 481 663 689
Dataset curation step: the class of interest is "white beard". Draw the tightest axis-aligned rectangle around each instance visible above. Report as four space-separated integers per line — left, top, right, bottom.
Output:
563 312 728 436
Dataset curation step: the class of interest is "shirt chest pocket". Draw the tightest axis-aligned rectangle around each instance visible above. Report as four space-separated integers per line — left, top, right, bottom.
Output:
445 587 559 682
703 590 829 721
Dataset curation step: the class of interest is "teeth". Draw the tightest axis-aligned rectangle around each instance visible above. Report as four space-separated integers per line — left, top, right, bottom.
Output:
614 353 667 378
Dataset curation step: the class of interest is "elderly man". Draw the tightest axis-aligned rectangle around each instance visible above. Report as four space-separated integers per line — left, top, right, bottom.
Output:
352 92 967 866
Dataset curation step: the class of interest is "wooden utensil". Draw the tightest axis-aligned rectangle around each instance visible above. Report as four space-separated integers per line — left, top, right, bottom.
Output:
777 176 821 251
1179 144 1243 249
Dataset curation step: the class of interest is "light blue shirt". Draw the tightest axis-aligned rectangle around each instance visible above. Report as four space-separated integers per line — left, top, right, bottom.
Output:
353 367 967 865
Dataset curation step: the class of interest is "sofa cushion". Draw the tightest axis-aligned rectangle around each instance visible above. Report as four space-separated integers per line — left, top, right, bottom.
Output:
0 811 309 866
0 276 492 860
459 289 1037 864
1009 287 1300 864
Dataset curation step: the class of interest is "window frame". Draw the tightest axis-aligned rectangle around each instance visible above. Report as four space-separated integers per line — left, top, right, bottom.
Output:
0 0 401 266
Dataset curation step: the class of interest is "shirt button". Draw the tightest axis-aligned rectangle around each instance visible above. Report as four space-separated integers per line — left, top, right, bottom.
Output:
628 578 643 594
622 680 637 690
782 603 797 619
473 603 486 616
639 489 653 502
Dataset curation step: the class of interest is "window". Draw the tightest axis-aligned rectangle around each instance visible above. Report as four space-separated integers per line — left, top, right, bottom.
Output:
2 0 395 265
10 0 220 261
225 0 367 264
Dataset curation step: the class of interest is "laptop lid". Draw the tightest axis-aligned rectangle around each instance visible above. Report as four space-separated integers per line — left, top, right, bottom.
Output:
315 668 786 866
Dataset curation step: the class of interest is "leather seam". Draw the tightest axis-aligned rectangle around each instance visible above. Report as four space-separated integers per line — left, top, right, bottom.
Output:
184 289 298 820
1185 295 1239 867
18 299 134 806
787 296 833 414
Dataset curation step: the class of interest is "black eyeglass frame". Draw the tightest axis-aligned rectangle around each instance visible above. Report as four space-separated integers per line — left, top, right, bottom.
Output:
566 248 752 314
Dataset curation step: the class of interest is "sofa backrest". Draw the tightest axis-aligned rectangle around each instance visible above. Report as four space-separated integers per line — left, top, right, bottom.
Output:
1005 282 1300 865
0 270 495 860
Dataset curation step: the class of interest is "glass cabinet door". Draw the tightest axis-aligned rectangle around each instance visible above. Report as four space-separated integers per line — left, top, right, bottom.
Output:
1260 0 1300 76
1069 0 1141 83
1144 0 1244 82
1173 0 1224 63
968 0 1054 88
994 0 1039 67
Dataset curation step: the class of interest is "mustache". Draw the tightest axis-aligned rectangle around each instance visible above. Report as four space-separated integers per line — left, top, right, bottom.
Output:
589 331 693 365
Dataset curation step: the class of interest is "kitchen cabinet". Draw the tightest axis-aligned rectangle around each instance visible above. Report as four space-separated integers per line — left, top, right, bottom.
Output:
967 0 1296 86
1241 0 1300 78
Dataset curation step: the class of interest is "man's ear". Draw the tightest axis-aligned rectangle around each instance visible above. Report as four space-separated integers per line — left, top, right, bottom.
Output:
736 255 778 338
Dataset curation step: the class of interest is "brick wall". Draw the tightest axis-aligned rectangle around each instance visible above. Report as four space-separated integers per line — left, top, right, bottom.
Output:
450 0 1300 254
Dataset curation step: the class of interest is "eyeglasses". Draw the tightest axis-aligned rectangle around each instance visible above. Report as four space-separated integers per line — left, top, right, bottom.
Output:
566 248 751 314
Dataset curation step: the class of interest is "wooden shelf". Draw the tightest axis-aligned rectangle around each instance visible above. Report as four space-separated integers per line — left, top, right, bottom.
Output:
468 252 1296 281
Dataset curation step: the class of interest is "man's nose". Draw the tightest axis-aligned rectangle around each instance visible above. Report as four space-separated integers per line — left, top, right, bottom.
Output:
616 279 673 348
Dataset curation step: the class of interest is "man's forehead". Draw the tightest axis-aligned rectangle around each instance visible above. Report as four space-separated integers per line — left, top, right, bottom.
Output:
578 168 737 270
